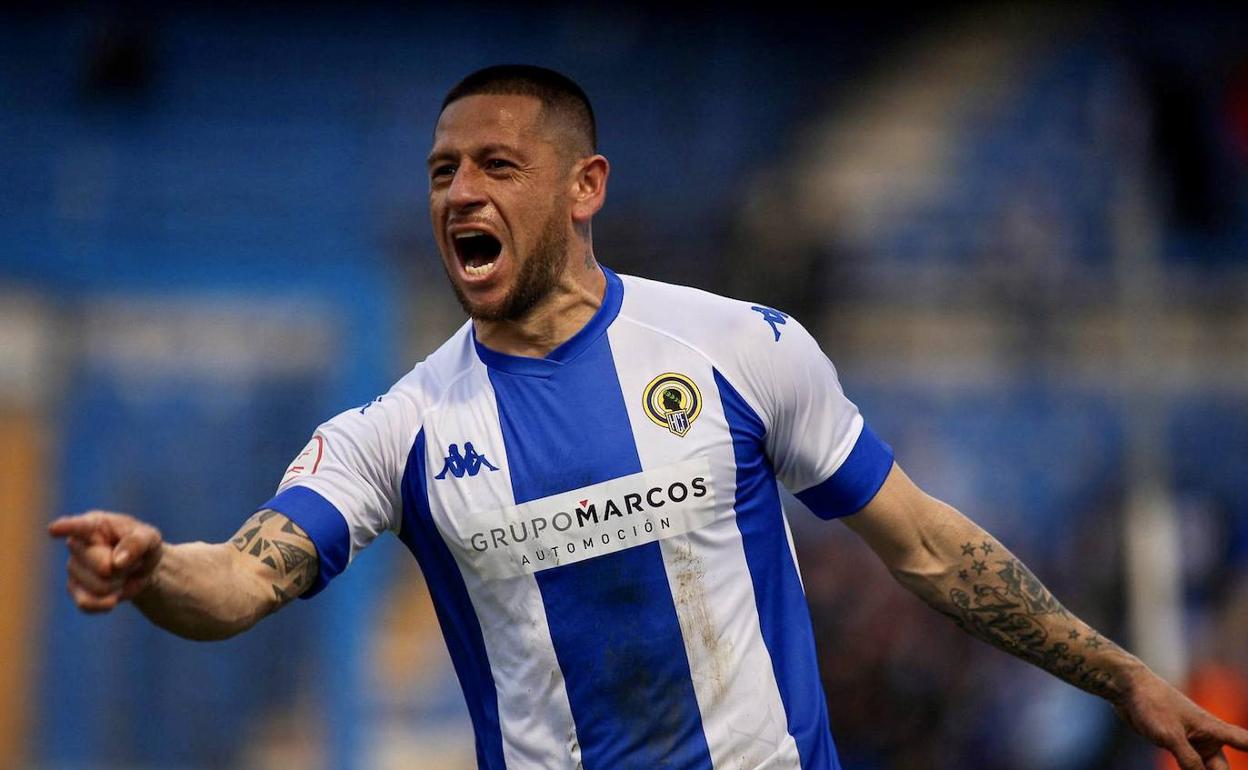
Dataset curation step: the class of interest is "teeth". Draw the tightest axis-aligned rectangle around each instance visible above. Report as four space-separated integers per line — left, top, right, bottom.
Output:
453 228 498 277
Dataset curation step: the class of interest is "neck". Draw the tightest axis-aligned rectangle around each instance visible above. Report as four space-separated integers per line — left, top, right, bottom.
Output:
473 258 606 359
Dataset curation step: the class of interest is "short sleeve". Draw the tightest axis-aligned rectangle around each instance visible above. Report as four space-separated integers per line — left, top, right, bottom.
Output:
736 309 894 519
258 393 413 597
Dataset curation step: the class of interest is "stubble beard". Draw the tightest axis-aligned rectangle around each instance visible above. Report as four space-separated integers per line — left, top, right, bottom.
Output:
448 209 569 323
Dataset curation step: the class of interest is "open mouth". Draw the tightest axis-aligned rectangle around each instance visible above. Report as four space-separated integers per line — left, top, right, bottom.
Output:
453 230 503 277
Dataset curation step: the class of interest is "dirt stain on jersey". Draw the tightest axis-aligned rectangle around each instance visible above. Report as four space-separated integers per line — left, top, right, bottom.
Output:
670 538 733 702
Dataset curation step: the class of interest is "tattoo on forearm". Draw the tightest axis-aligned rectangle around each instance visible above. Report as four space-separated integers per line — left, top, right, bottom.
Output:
930 540 1124 699
231 510 318 606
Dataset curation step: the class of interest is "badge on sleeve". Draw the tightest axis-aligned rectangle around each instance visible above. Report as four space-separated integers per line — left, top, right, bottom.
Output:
281 434 324 487
643 373 702 437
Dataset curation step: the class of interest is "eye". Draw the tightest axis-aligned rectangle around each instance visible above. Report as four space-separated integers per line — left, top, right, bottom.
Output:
485 158 514 171
430 164 456 180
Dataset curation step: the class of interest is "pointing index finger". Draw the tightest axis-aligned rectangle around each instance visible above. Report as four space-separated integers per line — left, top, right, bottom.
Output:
48 514 103 539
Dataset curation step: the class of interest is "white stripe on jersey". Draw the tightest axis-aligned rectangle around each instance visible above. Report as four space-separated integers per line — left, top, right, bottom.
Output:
421 360 583 769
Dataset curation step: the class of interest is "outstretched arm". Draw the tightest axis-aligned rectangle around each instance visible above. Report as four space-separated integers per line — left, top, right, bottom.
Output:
842 463 1248 770
48 508 318 641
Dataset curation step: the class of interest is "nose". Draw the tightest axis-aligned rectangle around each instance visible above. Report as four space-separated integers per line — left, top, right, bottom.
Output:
447 162 487 211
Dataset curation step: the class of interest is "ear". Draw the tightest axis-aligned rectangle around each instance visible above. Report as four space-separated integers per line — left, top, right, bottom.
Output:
570 155 609 224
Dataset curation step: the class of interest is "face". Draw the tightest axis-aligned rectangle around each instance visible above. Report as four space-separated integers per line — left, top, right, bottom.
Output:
428 93 575 322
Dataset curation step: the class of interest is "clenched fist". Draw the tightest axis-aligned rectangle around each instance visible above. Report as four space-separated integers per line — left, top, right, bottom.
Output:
48 511 164 613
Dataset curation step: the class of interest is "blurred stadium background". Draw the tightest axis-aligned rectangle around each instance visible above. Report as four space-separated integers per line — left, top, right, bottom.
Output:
3 3 1247 769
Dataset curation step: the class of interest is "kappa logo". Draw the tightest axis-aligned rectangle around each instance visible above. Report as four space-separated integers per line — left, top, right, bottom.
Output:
642 373 702 437
435 442 500 480
751 305 788 341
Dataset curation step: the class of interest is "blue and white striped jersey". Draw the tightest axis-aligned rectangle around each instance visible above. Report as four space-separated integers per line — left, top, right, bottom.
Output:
264 267 894 770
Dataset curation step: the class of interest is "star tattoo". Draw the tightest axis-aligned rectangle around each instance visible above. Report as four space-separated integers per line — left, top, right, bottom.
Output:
1068 630 1080 640
972 560 988 575
961 542 976 557
958 569 969 581
1085 636 1102 649
980 541 994 554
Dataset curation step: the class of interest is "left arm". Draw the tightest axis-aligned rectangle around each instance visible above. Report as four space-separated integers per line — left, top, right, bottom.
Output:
843 462 1248 770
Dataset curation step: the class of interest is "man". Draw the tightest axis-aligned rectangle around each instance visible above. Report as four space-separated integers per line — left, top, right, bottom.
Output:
50 65 1248 770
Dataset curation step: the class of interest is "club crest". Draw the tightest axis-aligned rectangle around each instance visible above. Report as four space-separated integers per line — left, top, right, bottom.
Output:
643 373 702 437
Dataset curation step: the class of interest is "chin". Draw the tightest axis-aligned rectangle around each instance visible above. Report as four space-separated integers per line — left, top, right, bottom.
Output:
454 285 511 322
466 302 508 322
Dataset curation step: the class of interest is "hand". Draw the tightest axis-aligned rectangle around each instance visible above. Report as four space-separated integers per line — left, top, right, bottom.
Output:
48 511 164 613
1113 667 1248 770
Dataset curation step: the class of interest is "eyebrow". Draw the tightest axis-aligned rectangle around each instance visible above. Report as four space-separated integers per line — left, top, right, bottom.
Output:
426 142 525 168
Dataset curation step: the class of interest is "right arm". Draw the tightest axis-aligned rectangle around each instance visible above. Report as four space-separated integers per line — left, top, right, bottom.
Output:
51 384 414 639
49 508 318 641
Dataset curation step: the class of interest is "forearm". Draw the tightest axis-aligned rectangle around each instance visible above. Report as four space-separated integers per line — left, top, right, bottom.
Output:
848 464 1248 765
133 509 318 641
887 498 1144 702
133 541 274 641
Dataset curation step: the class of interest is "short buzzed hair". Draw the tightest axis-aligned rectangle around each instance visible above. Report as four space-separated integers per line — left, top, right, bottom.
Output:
441 64 597 158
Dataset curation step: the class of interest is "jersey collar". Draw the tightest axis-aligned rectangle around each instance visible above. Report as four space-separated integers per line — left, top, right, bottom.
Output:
472 266 623 377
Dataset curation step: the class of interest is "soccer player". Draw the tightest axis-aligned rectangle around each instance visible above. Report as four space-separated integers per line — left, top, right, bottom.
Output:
49 65 1248 770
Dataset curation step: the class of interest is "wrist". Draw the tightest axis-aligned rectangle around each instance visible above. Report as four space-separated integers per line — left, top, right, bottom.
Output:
1105 654 1152 705
132 543 168 603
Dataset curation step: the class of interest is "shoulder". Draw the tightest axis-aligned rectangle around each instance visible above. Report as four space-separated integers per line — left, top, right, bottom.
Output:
614 272 844 432
319 321 476 446
385 321 477 412
615 273 794 364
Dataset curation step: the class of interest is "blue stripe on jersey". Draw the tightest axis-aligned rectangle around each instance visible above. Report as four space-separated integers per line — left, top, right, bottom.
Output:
396 429 506 770
795 425 894 520
259 486 350 598
714 369 841 770
487 333 714 770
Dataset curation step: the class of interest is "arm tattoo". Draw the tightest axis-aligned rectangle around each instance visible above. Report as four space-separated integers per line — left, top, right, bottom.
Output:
230 509 319 607
918 541 1127 700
